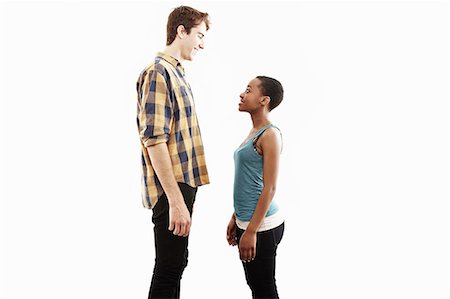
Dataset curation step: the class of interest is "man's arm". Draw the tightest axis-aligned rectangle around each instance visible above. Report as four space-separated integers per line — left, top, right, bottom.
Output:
147 143 191 237
138 68 191 237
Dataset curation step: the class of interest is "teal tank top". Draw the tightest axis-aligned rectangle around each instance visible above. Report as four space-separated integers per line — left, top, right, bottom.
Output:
233 124 280 222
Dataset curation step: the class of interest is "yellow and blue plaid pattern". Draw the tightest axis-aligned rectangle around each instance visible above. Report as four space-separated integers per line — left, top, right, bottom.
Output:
136 52 210 209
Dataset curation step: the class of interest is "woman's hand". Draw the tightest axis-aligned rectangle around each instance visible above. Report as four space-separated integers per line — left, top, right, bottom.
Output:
226 217 238 246
239 230 257 262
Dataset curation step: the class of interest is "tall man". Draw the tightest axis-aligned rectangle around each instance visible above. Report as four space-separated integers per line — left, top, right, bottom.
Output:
136 6 210 299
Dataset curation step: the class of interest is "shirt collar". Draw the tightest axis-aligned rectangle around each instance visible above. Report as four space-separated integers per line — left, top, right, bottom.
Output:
156 52 185 74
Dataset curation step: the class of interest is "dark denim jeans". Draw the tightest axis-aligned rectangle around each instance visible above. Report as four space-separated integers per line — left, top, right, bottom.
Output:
148 183 197 299
236 222 285 299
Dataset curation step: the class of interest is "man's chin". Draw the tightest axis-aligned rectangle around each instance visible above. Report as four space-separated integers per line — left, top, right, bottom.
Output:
190 52 199 60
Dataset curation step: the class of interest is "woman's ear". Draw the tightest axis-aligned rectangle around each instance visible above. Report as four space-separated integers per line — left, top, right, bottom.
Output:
261 96 271 106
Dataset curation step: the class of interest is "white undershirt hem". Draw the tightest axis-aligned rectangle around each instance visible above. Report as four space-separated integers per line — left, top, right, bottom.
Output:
236 210 284 232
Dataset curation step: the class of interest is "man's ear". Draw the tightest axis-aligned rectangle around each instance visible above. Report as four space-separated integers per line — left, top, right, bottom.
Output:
177 25 186 38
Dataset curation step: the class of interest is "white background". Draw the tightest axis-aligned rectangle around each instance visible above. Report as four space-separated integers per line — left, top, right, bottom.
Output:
0 1 448 298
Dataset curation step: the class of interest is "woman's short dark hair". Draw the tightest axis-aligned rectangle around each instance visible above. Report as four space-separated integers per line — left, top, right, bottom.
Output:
256 76 284 111
166 6 210 46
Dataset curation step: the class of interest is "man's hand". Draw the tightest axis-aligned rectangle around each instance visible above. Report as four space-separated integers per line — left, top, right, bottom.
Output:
168 200 191 237
146 143 191 237
239 230 257 262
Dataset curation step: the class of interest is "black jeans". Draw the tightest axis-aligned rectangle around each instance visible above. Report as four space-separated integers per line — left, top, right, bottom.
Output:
236 222 285 299
148 183 197 299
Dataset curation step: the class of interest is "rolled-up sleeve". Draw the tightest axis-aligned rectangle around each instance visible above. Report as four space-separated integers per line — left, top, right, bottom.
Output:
137 67 173 147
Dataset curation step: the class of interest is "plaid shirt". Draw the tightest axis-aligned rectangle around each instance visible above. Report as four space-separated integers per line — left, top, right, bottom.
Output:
136 52 210 209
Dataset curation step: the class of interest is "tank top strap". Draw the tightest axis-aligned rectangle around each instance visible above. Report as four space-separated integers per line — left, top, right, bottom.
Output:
252 124 283 152
252 124 275 143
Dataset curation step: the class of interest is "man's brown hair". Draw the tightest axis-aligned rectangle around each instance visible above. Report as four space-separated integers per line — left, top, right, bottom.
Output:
166 6 210 46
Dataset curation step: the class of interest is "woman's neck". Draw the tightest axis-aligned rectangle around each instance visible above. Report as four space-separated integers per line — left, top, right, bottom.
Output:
250 113 271 130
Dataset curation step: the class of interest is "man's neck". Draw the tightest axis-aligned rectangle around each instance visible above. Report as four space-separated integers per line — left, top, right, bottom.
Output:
163 44 184 64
